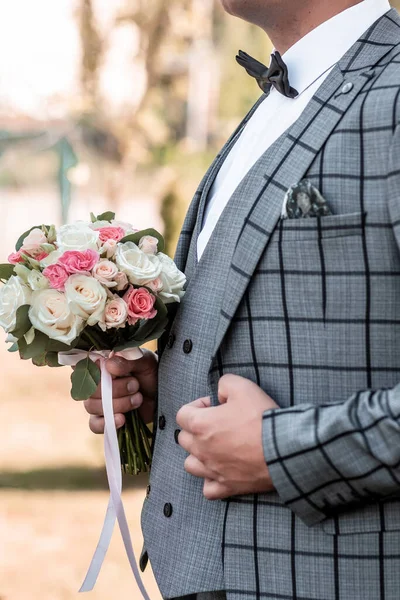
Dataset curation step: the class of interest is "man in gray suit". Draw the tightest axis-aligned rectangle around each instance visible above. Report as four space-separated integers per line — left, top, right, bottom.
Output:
85 0 400 598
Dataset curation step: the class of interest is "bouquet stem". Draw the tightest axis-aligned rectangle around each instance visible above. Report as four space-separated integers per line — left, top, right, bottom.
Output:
118 410 152 475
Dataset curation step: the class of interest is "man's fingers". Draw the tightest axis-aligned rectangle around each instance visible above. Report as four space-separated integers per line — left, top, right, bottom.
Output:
106 350 157 378
89 413 126 434
177 430 194 453
203 478 231 501
176 397 212 431
91 376 140 400
84 392 143 416
184 455 217 480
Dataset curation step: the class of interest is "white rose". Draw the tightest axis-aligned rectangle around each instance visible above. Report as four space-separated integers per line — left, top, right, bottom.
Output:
99 296 128 331
29 289 84 344
27 270 49 291
115 242 162 286
56 223 100 253
65 274 107 326
139 235 159 254
157 253 186 304
92 260 119 288
21 228 47 253
40 250 63 267
0 276 32 333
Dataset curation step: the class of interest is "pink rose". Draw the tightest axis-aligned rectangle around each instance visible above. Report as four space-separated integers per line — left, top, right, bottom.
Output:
43 264 70 290
114 271 129 291
92 260 119 288
8 252 23 264
101 296 128 330
58 249 99 274
95 227 125 243
123 286 157 326
139 235 159 255
147 277 163 294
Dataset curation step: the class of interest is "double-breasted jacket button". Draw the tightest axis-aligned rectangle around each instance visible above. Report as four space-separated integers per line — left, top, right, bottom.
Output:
166 333 175 349
183 339 193 354
174 429 181 444
163 503 173 518
146 484 151 498
158 415 166 430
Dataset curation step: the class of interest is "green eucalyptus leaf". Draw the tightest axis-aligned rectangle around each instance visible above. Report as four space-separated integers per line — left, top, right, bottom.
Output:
90 212 97 223
71 356 101 401
16 225 50 251
32 352 47 367
11 305 31 339
96 211 115 222
45 352 63 368
19 331 48 360
46 338 76 353
0 264 15 281
120 228 165 253
7 342 19 353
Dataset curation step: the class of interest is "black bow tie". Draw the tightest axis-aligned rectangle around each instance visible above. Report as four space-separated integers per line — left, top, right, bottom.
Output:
236 50 299 99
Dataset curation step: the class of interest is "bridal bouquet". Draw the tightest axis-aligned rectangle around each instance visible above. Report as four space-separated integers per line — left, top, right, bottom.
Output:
0 212 186 475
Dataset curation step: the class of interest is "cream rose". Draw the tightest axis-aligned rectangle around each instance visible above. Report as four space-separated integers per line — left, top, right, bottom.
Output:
115 242 162 286
99 296 128 331
56 223 100 253
0 276 32 333
65 274 107 326
92 260 119 288
157 253 186 304
101 239 118 259
29 289 84 344
21 228 47 254
139 235 159 254
27 270 49 291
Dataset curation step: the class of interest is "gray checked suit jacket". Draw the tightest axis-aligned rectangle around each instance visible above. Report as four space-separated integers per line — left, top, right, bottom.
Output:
141 9 400 600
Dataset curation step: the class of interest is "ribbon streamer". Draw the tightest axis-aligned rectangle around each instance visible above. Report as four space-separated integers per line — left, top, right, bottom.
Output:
58 348 151 599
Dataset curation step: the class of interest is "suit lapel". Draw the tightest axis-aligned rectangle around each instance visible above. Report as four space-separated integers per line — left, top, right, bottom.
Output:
174 94 267 273
212 9 400 357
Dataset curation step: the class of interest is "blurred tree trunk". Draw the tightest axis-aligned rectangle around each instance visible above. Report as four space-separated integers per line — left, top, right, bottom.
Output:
79 0 103 111
186 0 220 150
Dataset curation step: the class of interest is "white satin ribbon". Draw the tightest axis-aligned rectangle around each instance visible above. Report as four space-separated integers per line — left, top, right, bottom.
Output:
58 348 151 599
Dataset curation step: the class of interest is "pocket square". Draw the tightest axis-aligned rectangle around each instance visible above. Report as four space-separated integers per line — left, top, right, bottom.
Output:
283 179 333 219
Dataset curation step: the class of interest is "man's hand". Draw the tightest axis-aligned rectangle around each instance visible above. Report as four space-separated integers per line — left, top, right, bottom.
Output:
84 349 158 433
176 374 279 500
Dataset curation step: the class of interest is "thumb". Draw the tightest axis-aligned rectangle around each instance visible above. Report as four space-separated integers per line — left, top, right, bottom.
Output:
218 373 244 405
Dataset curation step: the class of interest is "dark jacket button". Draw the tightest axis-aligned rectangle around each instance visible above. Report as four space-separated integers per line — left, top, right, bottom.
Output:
164 503 173 518
174 429 181 444
140 550 149 572
146 484 151 498
158 415 166 430
166 333 175 349
183 339 193 354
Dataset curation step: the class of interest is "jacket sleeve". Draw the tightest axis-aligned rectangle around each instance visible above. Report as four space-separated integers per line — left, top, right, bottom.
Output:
262 124 400 528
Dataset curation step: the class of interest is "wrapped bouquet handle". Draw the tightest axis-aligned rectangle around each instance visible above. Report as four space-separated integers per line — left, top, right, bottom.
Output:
58 348 151 599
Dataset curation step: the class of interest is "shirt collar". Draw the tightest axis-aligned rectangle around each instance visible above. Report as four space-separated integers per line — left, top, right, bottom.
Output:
276 0 391 96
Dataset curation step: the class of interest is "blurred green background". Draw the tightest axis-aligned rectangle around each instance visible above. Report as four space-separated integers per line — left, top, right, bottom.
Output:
1 2 400 599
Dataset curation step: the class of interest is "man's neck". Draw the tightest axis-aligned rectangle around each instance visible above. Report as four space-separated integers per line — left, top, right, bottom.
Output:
264 0 365 54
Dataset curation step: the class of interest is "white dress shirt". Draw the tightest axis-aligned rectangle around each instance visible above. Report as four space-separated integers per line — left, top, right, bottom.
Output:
197 0 391 259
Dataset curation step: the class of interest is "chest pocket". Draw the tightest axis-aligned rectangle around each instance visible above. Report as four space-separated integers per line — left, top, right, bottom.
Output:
256 211 367 323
